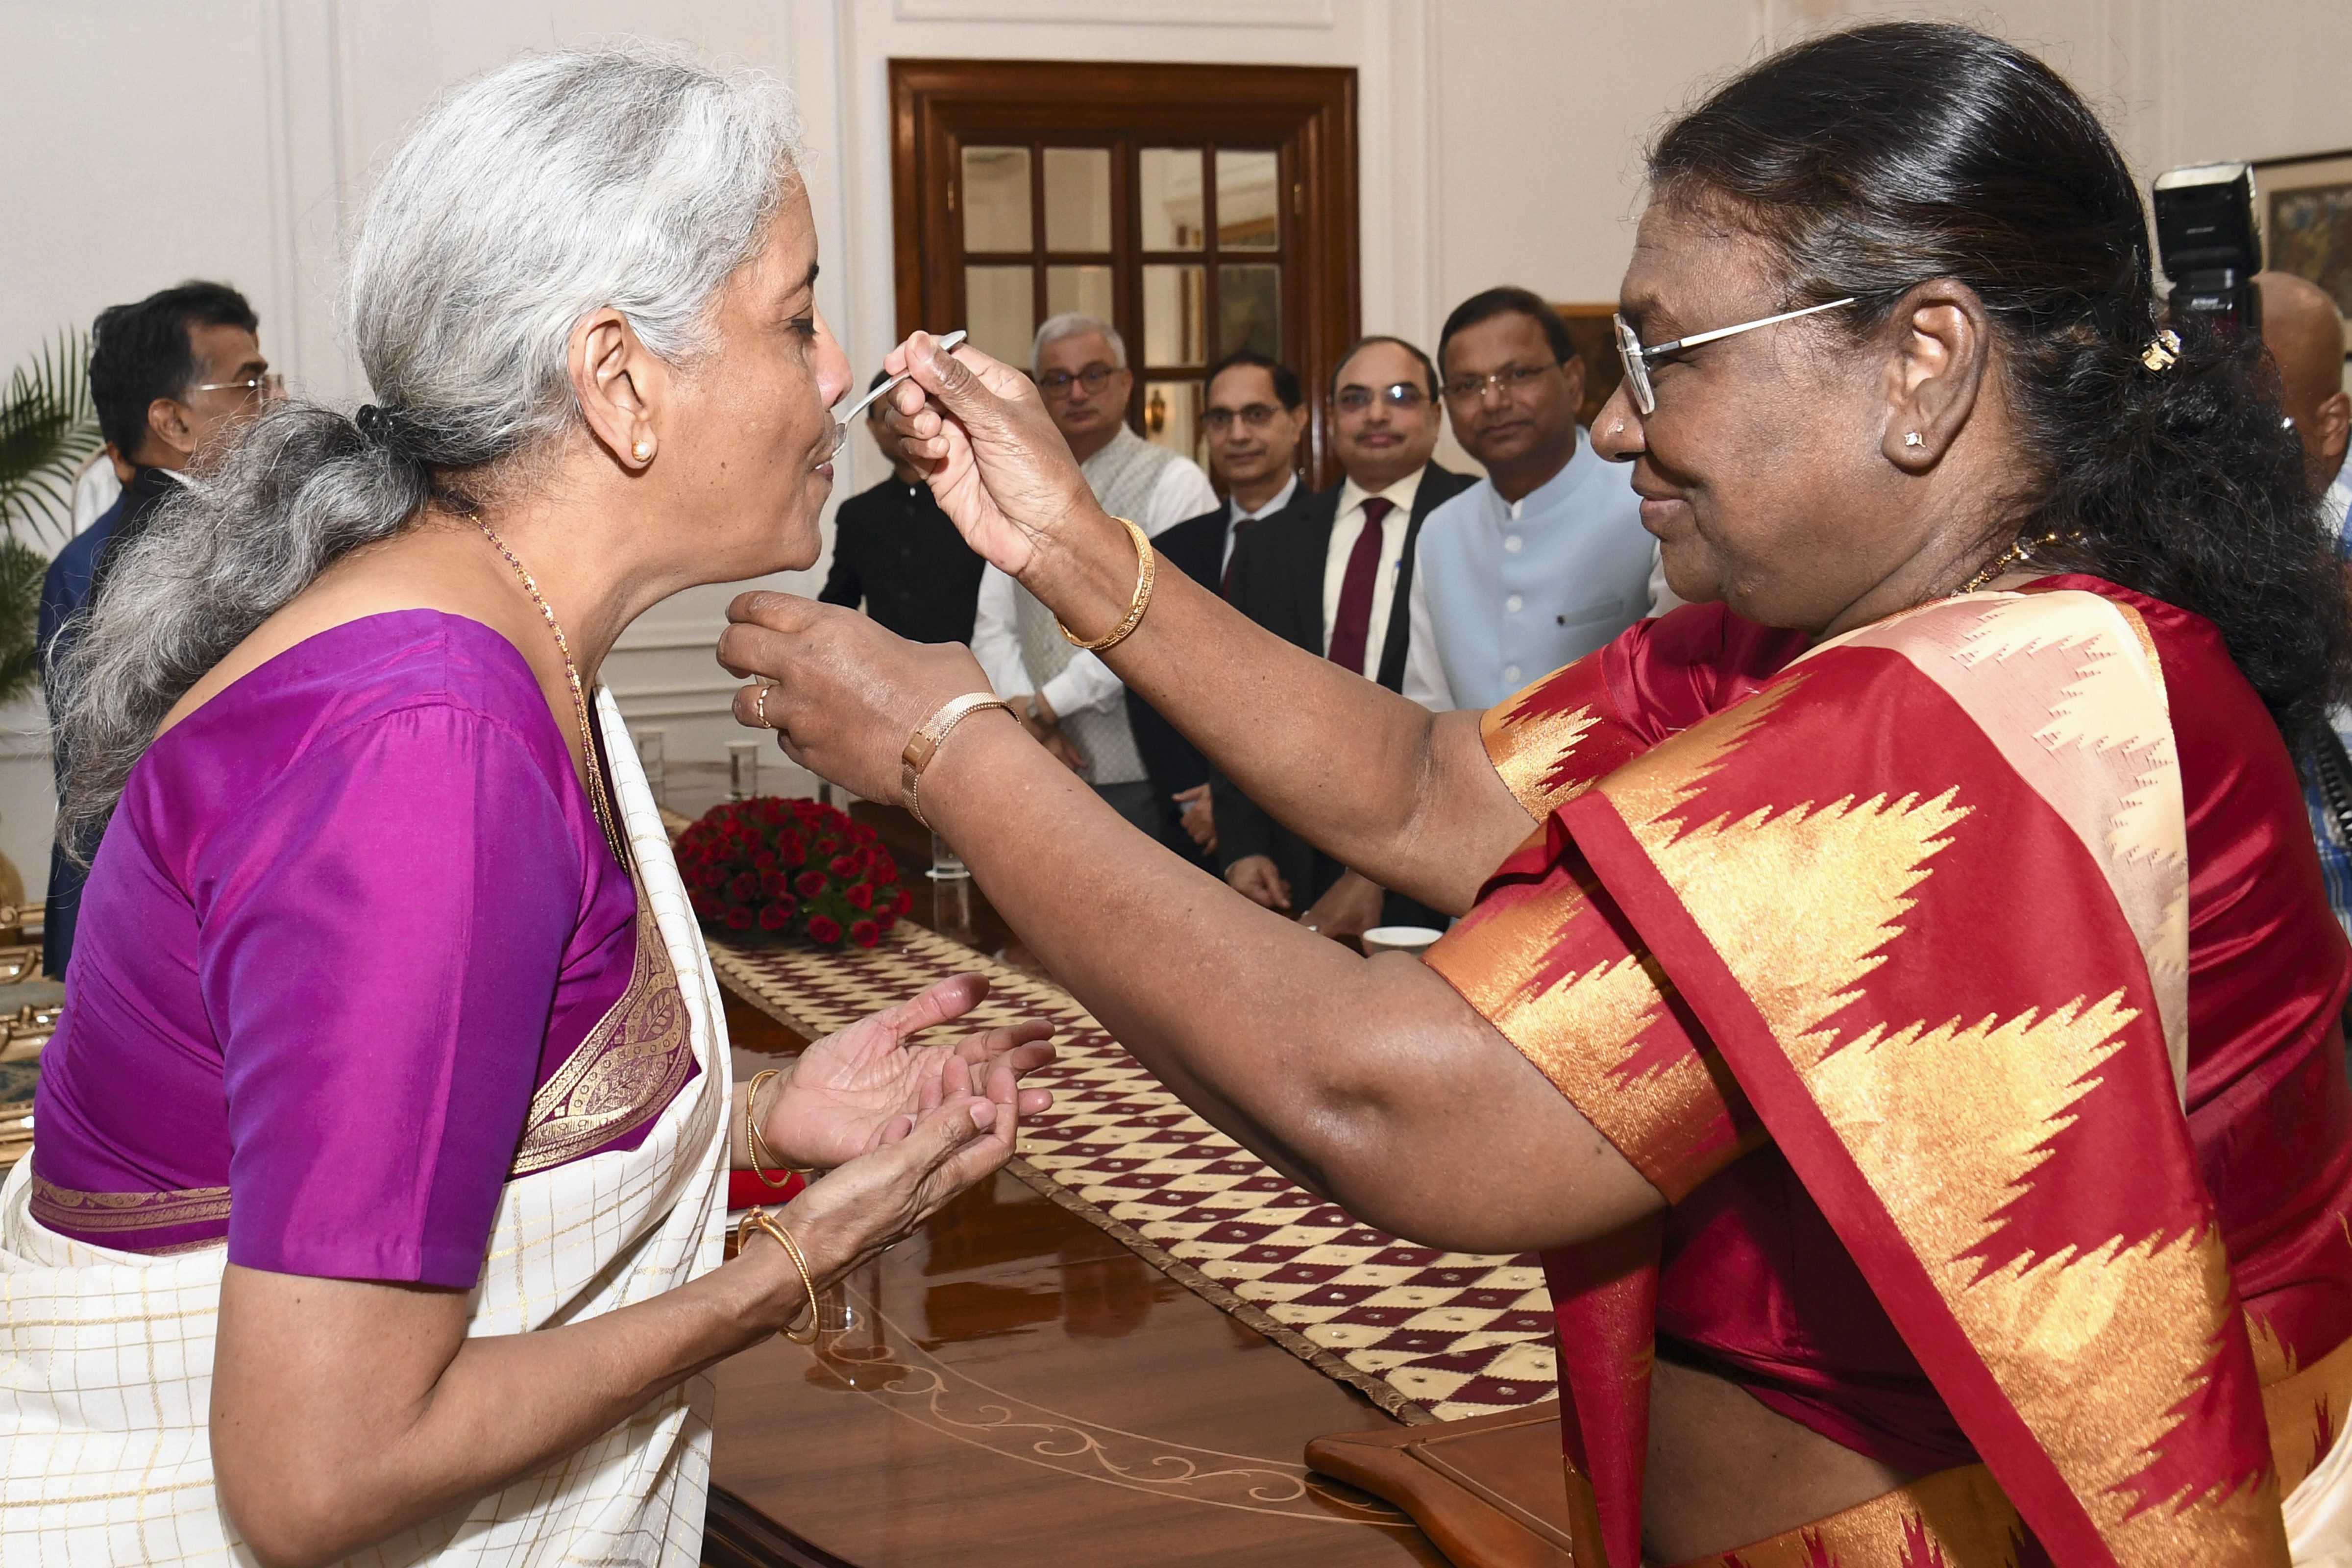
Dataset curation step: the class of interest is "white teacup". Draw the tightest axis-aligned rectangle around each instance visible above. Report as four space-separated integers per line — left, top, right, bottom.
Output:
1361 924 1444 957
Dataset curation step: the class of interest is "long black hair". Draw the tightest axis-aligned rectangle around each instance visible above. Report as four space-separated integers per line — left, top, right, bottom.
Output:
1651 21 2346 757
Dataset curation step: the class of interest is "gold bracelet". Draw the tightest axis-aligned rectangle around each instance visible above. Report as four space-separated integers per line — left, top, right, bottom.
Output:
1055 517 1155 653
738 1206 823 1345
901 691 1012 829
743 1068 803 1189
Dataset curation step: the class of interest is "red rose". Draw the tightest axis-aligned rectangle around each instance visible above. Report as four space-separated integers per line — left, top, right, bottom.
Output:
829 855 858 879
850 920 881 948
773 894 798 920
727 872 758 903
851 822 878 844
761 870 790 898
754 851 777 872
845 882 872 910
725 906 753 931
806 915 841 944
757 902 791 932
870 853 898 883
689 889 714 919
894 886 914 914
875 907 897 932
795 870 827 898
777 832 805 867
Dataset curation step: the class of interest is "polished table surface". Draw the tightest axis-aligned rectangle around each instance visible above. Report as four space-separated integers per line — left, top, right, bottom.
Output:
702 802 1446 1567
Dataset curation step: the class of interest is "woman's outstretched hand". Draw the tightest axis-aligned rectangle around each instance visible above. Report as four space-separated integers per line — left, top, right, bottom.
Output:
760 973 1054 1170
779 1052 1036 1282
721 593 1013 805
878 331 1104 579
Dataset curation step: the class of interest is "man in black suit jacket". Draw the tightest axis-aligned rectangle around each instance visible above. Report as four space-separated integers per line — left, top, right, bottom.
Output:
1125 352 1311 867
1215 336 1475 939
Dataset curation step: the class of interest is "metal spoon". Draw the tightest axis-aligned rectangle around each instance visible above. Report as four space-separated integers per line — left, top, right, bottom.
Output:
832 330 967 457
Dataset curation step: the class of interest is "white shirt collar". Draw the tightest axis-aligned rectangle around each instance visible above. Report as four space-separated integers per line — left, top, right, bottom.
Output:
1231 473 1298 526
1336 465 1427 521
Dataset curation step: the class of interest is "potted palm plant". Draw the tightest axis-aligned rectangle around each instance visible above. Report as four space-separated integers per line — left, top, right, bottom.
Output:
0 331 103 918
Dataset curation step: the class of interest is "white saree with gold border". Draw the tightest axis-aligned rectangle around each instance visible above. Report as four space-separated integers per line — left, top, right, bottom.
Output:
0 690 732 1566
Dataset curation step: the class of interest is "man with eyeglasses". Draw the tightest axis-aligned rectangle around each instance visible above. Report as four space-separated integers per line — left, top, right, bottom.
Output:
1404 288 1665 714
969 314 1217 838
1216 335 1473 939
38 280 276 977
1125 350 1312 865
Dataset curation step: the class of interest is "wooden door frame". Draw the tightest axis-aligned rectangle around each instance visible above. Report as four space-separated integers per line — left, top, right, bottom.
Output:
889 58 1360 487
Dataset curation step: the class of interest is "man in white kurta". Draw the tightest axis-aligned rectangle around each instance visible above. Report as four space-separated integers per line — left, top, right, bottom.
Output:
969 315 1215 835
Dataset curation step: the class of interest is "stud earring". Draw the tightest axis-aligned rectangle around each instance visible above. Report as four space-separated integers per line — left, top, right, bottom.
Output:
633 440 653 462
1903 431 1924 448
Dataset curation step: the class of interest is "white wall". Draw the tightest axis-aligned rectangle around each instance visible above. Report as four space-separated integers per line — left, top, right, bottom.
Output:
2 0 2347 896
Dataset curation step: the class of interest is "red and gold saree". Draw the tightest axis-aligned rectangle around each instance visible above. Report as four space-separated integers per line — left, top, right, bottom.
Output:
1424 578 2352 1567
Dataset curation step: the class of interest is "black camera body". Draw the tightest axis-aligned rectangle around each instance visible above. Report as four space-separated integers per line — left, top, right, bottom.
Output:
2153 162 2264 338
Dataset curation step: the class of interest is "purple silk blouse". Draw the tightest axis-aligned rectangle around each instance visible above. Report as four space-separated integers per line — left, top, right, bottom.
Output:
29 611 695 1286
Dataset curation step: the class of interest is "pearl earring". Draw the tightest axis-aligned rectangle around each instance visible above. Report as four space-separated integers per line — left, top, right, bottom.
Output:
633 440 653 462
1903 431 1924 448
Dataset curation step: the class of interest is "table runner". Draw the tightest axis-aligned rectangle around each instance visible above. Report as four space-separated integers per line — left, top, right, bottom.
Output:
707 927 1557 1425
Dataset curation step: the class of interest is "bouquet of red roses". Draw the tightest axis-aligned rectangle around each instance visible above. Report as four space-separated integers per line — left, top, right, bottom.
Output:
677 796 911 949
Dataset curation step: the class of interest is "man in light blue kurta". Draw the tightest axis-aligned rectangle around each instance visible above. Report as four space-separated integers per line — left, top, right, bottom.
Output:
1404 288 1666 711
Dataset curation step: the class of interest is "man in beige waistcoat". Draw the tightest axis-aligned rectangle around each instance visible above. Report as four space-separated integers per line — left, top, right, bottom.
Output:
970 314 1218 838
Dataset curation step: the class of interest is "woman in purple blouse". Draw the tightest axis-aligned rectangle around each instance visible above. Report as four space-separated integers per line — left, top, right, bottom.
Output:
0 46 1051 1568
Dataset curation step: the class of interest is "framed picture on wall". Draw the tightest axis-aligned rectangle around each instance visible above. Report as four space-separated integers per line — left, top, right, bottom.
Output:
2256 149 2352 355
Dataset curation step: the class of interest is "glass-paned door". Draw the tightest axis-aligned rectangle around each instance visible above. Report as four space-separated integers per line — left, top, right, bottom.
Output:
894 60 1358 487
954 137 1294 472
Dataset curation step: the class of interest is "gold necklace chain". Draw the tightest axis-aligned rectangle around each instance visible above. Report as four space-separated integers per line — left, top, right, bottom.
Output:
471 519 630 866
1958 528 2068 596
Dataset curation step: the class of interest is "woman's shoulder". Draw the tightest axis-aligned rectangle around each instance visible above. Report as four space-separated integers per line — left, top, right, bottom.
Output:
141 609 576 806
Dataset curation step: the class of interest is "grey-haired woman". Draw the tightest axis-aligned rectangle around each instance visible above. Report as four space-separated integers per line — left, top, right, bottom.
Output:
0 45 1050 1568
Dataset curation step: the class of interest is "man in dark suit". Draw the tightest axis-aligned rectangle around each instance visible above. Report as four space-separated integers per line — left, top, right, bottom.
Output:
1215 335 1474 941
818 369 987 644
1125 350 1309 866
41 281 273 978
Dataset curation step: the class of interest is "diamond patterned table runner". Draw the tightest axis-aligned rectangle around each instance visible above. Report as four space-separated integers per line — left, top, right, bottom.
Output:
707 926 1558 1424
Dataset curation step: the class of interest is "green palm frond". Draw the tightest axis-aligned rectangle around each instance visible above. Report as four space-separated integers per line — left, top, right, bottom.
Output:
0 537 46 708
0 329 101 557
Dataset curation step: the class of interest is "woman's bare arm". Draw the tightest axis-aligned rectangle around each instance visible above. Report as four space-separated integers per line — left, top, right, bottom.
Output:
876 334 1536 915
719 608 1663 1260
212 1088 1017 1568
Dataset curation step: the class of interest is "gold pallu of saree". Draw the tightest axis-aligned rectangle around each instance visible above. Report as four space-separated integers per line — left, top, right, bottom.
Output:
1425 584 2352 1568
0 689 733 1565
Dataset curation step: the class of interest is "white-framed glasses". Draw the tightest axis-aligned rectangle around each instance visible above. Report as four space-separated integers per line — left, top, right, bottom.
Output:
1612 297 1858 416
191 371 284 401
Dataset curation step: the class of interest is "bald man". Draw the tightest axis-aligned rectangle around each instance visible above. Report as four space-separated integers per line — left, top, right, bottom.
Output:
2260 270 2352 533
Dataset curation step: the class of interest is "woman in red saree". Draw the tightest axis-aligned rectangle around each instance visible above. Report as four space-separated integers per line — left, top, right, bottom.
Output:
725 23 2352 1566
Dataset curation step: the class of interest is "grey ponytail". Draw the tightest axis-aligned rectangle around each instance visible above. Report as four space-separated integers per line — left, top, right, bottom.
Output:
52 43 804 855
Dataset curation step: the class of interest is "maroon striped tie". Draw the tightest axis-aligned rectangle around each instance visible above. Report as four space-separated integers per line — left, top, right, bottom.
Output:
1326 496 1394 675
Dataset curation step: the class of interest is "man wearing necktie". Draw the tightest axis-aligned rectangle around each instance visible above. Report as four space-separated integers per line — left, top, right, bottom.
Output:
1130 352 1311 866
1215 336 1473 941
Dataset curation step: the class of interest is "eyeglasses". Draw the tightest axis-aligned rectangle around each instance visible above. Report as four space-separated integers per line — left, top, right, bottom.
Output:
1038 365 1121 400
1334 382 1429 415
1202 403 1285 434
192 371 284 402
1612 298 1857 416
1442 363 1560 404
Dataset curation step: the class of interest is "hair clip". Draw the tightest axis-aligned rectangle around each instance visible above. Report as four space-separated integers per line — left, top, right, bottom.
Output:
2140 329 2181 372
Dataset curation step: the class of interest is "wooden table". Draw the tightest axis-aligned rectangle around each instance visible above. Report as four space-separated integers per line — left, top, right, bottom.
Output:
701 811 1445 1568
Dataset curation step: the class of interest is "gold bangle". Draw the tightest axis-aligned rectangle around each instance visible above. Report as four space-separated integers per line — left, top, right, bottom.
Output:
738 1206 823 1345
1055 517 1155 653
743 1068 802 1189
900 691 1012 829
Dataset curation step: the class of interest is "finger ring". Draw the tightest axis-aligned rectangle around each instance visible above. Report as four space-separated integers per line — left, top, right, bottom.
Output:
754 684 773 728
